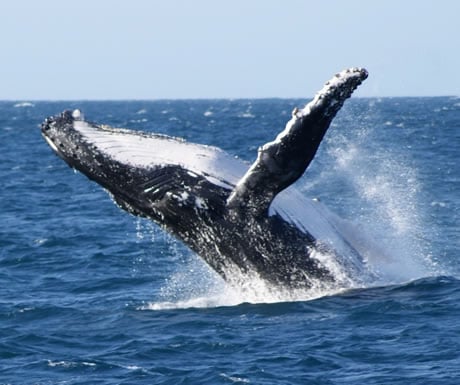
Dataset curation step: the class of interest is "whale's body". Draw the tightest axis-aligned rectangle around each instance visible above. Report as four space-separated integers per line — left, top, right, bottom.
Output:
42 68 369 289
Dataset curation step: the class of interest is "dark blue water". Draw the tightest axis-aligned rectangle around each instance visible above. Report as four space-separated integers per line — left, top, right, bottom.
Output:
1 98 459 384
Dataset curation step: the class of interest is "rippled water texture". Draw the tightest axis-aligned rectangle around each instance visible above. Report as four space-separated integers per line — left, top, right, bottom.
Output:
1 99 459 384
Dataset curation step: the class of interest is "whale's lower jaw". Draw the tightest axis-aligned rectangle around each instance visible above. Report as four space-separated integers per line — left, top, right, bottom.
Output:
41 68 369 290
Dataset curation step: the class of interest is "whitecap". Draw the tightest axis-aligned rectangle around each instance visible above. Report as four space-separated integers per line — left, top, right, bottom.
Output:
47 360 96 368
220 373 251 383
14 102 34 108
238 112 255 118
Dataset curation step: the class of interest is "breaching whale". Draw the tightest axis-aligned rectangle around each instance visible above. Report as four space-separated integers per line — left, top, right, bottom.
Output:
41 68 368 290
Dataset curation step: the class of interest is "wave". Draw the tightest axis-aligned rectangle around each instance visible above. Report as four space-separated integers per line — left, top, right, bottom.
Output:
144 275 460 310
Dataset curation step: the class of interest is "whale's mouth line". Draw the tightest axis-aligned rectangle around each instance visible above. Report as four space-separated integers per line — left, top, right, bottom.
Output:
43 133 60 153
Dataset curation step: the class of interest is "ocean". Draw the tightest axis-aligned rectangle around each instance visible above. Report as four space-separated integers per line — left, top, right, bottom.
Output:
1 98 459 384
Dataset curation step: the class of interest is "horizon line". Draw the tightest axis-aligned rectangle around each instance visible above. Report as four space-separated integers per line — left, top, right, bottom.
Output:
1 95 458 103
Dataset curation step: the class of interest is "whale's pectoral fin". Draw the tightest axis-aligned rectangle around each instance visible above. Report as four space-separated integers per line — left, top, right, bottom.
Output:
227 68 368 217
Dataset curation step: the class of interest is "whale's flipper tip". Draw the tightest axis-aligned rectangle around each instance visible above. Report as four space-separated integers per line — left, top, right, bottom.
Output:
300 67 368 119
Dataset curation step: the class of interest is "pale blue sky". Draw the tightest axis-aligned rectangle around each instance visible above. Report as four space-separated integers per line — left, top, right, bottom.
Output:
2 0 459 99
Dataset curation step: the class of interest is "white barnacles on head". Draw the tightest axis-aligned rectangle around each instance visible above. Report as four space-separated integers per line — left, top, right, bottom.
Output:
72 109 84 120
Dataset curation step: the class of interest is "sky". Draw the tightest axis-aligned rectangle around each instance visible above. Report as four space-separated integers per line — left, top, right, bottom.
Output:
1 0 459 99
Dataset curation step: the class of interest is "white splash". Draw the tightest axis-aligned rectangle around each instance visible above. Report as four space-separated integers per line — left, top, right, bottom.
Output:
140 247 354 310
140 116 438 309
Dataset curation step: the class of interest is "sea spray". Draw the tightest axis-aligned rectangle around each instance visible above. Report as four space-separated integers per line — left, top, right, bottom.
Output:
315 102 439 282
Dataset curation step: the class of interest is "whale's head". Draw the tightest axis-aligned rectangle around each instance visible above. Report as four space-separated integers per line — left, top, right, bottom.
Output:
41 110 244 220
41 110 84 165
41 109 120 193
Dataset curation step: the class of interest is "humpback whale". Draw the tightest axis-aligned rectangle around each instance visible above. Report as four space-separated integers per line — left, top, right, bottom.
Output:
41 68 368 290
